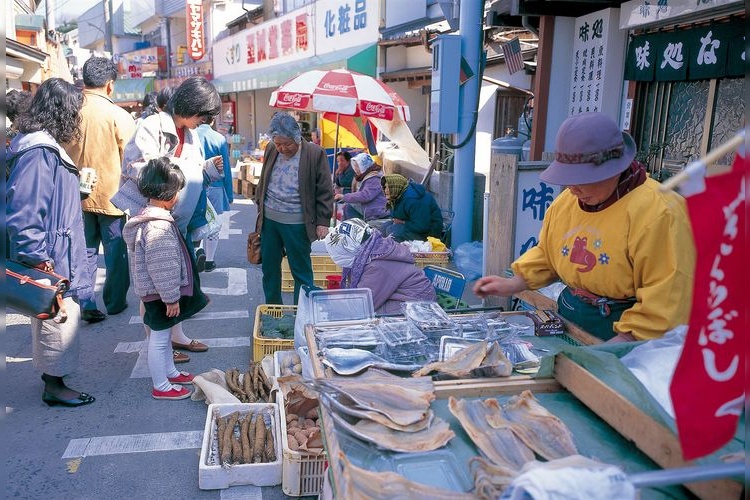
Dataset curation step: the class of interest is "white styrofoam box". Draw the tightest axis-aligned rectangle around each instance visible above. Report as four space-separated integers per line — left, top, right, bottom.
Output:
199 403 282 490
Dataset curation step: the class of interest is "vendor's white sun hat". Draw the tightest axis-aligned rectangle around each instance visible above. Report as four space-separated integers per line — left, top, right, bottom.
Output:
540 112 637 186
324 218 372 268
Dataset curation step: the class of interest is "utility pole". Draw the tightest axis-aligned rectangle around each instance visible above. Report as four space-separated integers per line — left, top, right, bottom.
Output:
46 0 57 32
451 0 483 246
104 0 113 54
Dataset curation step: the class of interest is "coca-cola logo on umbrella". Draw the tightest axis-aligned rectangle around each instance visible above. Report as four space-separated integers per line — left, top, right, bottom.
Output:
278 93 309 108
320 83 352 94
359 101 393 120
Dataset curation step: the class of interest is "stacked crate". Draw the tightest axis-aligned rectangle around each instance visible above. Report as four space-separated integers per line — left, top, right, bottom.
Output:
234 162 261 198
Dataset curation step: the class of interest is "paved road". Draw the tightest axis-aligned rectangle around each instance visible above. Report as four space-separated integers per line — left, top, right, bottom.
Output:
6 197 302 499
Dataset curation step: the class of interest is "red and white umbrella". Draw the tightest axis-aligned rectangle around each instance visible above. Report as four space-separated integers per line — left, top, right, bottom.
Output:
269 68 410 121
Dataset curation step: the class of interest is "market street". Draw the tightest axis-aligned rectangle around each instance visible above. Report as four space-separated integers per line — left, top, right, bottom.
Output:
5 196 295 500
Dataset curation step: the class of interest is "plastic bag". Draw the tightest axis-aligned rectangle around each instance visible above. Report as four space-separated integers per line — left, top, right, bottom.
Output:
620 325 687 418
453 241 483 281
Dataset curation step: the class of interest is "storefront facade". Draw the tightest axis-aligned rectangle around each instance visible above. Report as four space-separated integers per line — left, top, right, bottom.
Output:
211 0 380 151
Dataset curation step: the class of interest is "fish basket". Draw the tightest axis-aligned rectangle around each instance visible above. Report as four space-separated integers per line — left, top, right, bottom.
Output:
252 305 297 362
413 251 450 268
279 397 328 496
281 255 342 292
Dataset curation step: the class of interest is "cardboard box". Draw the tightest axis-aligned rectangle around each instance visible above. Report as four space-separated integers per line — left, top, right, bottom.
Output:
240 180 256 199
232 178 241 195
199 403 282 490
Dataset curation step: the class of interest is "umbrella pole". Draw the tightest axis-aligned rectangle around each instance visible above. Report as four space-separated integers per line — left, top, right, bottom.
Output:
334 113 341 161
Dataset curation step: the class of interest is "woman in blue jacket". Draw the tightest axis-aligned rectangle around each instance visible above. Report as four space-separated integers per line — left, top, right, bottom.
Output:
381 174 444 242
7 79 96 407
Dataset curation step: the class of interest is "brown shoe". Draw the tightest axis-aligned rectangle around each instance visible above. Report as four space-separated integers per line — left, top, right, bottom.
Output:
173 350 190 363
172 339 209 352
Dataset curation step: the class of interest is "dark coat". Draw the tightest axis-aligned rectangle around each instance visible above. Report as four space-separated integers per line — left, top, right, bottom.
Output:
6 131 93 300
390 181 444 241
254 140 334 242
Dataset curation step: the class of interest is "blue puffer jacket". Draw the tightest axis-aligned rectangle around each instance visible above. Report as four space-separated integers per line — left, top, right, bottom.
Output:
389 181 443 242
6 131 93 301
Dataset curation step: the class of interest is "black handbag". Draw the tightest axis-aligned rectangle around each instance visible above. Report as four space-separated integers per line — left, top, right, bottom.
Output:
6 260 70 323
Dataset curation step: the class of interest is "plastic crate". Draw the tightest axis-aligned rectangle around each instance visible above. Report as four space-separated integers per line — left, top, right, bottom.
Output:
413 251 451 268
278 391 327 496
252 305 297 362
281 255 342 292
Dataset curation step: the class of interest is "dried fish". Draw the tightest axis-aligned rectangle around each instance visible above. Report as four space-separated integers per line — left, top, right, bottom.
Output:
327 407 454 452
413 340 490 378
318 378 434 427
338 452 475 500
471 342 513 378
499 390 578 460
471 456 518 500
326 391 435 432
448 396 534 471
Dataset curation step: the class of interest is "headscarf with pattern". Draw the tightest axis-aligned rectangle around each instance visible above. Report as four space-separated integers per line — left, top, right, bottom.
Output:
381 174 408 208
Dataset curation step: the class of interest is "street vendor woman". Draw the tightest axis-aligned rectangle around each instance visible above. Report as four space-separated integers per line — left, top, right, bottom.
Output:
474 112 696 342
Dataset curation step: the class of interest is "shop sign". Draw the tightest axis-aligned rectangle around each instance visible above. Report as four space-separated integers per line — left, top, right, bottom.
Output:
619 0 742 30
186 0 205 61
316 0 379 55
174 61 212 78
567 9 625 117
212 5 315 78
624 20 744 81
514 169 561 258
115 46 167 77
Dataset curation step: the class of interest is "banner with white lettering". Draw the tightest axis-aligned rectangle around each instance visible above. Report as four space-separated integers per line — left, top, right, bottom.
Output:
669 150 746 460
625 20 744 81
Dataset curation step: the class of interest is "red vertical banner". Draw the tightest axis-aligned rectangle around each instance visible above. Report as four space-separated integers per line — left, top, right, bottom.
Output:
669 152 746 460
186 0 205 61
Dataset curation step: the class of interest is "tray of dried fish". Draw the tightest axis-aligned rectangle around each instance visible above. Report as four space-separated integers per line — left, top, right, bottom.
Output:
402 301 456 332
321 348 422 376
314 322 382 351
199 403 282 489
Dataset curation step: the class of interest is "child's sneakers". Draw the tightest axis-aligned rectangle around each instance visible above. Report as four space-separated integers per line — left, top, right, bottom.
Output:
168 371 195 385
152 385 191 400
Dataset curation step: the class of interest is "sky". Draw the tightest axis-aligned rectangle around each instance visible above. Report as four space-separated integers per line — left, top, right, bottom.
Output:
36 0 102 24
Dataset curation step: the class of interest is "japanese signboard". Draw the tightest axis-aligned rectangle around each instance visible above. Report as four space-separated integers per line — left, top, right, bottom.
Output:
315 0 379 55
514 166 562 259
186 0 205 61
567 9 626 118
619 0 742 30
115 46 167 78
624 20 745 81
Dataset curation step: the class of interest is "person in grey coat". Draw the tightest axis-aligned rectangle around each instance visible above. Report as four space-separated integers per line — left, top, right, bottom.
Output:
325 219 436 314
6 78 96 407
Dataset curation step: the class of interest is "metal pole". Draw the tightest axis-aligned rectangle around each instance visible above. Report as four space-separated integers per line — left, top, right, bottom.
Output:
451 0 483 247
629 462 744 488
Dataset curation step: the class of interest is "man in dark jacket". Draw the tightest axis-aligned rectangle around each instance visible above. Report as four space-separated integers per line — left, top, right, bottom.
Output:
381 174 443 242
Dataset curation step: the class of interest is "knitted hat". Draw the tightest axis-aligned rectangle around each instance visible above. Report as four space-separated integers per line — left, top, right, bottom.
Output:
540 112 637 185
352 153 374 173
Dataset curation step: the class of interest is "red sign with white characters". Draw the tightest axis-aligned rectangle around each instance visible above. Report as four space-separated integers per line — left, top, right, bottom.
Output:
186 0 204 61
669 151 746 460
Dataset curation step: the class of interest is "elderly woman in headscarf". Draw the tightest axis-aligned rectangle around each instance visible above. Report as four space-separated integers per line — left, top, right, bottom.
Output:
474 112 695 343
334 152 389 221
255 112 334 304
325 219 435 314
381 174 444 242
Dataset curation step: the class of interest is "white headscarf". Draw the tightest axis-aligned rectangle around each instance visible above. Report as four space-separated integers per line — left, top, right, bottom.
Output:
324 218 372 268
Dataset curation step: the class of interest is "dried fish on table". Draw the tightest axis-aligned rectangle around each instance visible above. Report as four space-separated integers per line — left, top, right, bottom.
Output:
471 456 518 500
326 391 435 432
338 453 475 500
326 407 455 453
318 377 434 427
498 390 578 460
413 340 491 378
470 341 513 378
448 396 534 471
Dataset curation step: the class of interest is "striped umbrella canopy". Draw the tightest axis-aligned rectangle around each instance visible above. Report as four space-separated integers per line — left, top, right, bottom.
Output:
269 68 410 121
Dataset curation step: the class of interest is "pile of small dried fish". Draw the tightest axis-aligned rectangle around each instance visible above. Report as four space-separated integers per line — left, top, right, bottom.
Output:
210 409 276 466
413 340 512 378
224 363 272 403
320 369 454 453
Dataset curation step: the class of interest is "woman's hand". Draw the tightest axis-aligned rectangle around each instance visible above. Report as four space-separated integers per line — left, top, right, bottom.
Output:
210 155 224 173
334 193 344 202
316 225 329 240
165 302 180 317
34 261 54 273
392 218 405 224
473 275 528 298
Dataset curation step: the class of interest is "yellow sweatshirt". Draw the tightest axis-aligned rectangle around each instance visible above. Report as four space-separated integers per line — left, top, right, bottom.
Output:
511 178 696 340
